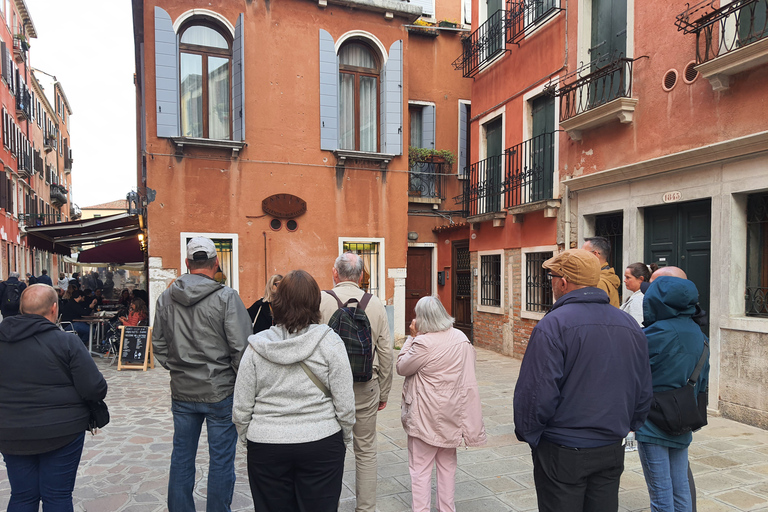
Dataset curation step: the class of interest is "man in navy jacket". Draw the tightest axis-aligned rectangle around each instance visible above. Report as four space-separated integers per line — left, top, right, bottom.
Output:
514 249 653 512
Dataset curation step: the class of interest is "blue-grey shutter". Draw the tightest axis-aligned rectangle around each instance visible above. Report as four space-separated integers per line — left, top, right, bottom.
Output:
232 14 245 141
319 30 338 151
421 104 435 149
459 102 469 175
410 0 434 17
384 40 403 155
379 65 386 153
154 6 179 138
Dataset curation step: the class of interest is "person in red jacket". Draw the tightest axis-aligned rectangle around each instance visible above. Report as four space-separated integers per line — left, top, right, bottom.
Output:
119 298 148 327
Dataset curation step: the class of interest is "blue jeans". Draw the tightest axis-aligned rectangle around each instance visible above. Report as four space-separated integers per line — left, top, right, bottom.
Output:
168 395 238 512
2 432 85 512
73 322 91 345
638 441 692 512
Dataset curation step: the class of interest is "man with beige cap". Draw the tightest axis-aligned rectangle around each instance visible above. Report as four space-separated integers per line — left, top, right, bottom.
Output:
514 249 653 512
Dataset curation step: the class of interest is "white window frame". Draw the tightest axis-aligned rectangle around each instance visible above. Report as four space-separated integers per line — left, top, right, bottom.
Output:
522 83 561 200
179 232 240 292
521 0 562 39
338 237 386 302
478 106 506 215
577 0 635 66
477 249 505 314
521 245 558 320
458 99 471 179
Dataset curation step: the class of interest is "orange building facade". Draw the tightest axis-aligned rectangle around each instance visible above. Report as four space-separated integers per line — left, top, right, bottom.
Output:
0 0 74 280
131 0 473 340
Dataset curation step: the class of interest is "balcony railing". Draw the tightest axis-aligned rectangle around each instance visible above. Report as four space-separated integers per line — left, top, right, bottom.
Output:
505 132 556 206
44 135 56 153
15 89 30 121
453 9 507 78
676 0 768 64
555 56 635 123
506 0 563 45
20 213 62 228
12 36 28 63
409 158 448 200
462 132 557 217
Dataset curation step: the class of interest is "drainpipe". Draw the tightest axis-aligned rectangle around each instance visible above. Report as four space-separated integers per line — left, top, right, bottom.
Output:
564 183 571 250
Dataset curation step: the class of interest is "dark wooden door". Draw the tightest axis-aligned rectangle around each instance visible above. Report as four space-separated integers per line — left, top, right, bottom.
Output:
453 240 473 341
406 248 432 330
645 199 711 335
531 95 555 202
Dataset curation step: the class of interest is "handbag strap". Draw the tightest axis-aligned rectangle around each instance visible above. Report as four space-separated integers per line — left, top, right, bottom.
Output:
299 328 332 398
252 304 263 329
687 341 709 386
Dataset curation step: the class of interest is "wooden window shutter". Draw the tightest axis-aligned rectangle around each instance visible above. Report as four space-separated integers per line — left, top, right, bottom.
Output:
383 40 403 155
154 6 179 138
318 30 338 151
232 14 245 142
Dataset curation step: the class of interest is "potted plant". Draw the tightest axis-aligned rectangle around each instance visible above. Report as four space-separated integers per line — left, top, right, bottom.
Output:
438 20 459 28
408 147 457 168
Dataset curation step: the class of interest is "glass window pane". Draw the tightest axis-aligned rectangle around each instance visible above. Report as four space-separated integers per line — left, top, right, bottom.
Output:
339 72 355 150
181 25 228 49
359 76 377 152
339 43 376 69
208 56 230 140
180 52 203 137
410 108 423 148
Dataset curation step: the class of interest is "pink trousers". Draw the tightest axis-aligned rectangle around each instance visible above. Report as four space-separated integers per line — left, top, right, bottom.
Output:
407 436 458 512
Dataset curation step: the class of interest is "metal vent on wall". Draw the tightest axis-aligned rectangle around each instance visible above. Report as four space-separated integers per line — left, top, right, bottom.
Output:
683 61 699 83
663 69 678 91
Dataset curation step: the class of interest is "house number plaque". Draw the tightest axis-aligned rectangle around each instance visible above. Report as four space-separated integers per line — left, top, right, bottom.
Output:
262 194 307 218
662 191 682 203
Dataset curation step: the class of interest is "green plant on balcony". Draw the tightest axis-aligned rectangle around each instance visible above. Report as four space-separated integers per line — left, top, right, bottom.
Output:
408 147 456 168
438 20 460 28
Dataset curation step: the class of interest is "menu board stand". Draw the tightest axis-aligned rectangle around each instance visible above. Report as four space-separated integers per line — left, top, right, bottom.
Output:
117 325 154 371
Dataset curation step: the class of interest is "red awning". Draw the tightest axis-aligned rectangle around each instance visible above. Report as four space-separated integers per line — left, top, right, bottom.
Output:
77 236 144 264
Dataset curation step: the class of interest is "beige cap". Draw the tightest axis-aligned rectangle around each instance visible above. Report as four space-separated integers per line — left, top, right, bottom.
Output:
543 249 601 287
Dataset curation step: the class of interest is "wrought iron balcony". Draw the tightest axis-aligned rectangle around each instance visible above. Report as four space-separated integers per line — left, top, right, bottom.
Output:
506 0 563 45
50 184 68 207
505 132 556 206
43 135 56 153
15 89 30 121
676 0 768 64
554 56 635 123
464 154 505 217
12 35 28 63
452 9 507 78
409 157 448 200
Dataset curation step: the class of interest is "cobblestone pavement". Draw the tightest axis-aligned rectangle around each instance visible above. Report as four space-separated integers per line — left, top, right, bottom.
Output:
2 348 768 511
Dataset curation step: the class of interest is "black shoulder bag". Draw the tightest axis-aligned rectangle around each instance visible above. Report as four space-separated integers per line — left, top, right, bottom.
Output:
647 341 709 436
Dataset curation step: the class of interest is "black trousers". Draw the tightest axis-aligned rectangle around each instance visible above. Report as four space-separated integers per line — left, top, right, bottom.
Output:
246 430 345 512
532 439 625 512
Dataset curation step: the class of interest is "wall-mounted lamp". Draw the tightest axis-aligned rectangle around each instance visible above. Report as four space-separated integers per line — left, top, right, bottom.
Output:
408 232 419 241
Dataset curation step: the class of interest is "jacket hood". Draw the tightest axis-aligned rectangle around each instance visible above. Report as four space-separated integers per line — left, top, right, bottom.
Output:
643 276 698 325
601 266 621 290
249 324 333 365
0 314 60 343
169 273 223 307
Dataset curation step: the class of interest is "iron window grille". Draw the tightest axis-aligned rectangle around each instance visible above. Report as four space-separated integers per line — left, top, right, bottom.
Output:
343 242 380 296
746 193 768 317
526 251 553 312
453 9 507 78
676 0 768 65
548 55 637 123
506 0 563 45
480 254 502 307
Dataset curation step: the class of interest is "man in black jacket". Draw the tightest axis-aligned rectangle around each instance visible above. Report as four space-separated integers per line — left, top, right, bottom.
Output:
514 249 653 512
0 284 107 510
60 290 96 344
0 272 27 318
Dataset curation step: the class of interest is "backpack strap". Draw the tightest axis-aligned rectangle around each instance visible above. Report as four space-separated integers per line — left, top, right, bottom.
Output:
357 292 373 312
687 341 709 386
324 290 344 309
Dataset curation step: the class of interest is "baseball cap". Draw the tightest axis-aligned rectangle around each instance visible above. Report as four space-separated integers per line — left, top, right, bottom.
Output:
542 249 600 287
186 237 217 261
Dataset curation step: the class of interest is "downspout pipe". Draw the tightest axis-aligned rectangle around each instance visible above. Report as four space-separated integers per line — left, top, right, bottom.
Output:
564 183 571 250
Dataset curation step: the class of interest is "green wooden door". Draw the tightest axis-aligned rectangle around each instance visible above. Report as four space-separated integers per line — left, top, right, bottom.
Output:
485 117 503 212
645 200 711 335
486 0 504 58
590 0 627 105
531 95 554 202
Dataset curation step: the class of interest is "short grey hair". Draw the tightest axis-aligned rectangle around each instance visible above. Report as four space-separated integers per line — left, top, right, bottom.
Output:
414 296 454 334
9 271 19 278
335 252 364 282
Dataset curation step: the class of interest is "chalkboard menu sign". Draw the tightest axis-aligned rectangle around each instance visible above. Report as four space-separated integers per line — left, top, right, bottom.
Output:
117 326 154 371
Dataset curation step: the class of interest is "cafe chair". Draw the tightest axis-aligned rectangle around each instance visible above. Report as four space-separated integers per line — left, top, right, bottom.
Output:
57 315 76 334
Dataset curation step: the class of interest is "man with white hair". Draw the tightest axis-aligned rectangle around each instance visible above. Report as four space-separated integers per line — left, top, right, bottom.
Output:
0 272 27 319
319 252 393 512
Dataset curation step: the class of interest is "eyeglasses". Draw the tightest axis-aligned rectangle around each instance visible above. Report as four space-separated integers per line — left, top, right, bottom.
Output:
547 272 564 281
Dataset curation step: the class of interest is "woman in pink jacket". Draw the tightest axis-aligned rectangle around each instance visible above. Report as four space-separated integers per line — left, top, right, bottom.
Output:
397 296 486 512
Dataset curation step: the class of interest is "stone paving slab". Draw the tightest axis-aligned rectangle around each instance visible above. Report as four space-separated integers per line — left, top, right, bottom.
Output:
1 348 768 511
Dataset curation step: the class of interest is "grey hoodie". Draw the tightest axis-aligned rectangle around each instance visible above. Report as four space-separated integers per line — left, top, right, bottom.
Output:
153 273 251 403
232 324 355 444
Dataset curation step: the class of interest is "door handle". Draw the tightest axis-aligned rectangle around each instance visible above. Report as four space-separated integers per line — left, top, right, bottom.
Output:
410 293 420 296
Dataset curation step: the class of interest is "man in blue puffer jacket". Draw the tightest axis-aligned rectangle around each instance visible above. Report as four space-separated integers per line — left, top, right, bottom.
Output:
636 268 709 512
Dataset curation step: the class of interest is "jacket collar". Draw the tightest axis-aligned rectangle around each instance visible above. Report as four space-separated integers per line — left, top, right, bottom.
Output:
550 287 610 313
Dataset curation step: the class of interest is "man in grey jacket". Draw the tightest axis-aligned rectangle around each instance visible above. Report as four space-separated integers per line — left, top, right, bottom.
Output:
319 252 393 512
153 237 251 512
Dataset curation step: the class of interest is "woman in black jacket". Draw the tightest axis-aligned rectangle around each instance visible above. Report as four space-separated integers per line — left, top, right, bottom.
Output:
0 285 108 510
247 274 283 334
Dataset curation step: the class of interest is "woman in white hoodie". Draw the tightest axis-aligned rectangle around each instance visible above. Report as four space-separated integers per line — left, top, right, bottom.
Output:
620 262 653 326
233 270 355 512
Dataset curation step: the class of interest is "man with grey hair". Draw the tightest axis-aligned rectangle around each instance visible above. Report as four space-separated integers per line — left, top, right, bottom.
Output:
320 252 393 512
0 272 27 319
582 236 621 308
153 237 251 512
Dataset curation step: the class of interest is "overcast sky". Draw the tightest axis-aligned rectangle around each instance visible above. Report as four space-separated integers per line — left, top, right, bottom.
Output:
28 0 136 209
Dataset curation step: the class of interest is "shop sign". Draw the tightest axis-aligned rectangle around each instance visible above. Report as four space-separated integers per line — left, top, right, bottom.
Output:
662 191 682 203
262 194 307 218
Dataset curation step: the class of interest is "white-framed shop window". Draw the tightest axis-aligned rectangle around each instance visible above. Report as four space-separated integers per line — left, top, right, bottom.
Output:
179 232 239 292
521 245 557 320
338 237 386 302
477 249 504 314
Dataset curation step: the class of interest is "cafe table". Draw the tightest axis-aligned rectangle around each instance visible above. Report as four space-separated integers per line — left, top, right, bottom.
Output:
75 311 118 357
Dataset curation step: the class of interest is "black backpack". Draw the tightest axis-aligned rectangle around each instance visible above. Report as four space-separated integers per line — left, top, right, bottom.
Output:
325 290 374 382
3 282 21 310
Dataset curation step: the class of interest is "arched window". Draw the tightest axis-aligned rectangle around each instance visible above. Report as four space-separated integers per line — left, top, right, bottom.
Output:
179 22 231 140
338 41 380 152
